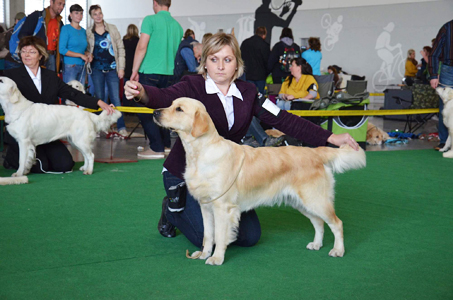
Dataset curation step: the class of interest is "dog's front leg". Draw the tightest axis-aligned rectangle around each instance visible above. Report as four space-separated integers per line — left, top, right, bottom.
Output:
13 140 33 177
441 134 453 156
189 203 215 260
206 203 240 266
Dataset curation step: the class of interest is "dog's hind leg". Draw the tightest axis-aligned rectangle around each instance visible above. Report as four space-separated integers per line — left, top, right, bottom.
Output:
297 207 325 251
205 203 241 266
71 137 94 174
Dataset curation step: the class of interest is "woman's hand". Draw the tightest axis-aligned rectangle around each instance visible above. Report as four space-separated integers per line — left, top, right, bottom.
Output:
118 70 125 80
124 80 144 100
286 94 295 101
97 100 115 115
80 54 89 63
327 133 360 151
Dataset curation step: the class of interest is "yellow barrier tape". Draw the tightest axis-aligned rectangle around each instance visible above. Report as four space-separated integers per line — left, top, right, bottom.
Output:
369 93 385 96
0 107 438 121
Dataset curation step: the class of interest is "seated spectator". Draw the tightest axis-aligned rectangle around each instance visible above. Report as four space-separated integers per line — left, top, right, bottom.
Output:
328 65 342 89
302 37 322 75
202 32 213 45
405 49 419 80
173 29 201 82
276 58 319 110
268 27 300 84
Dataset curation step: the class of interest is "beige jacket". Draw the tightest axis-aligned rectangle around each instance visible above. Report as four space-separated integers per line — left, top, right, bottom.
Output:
87 21 125 71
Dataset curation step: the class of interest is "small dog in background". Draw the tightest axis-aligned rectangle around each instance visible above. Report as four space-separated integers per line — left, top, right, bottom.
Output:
366 122 389 145
66 80 86 108
436 87 453 156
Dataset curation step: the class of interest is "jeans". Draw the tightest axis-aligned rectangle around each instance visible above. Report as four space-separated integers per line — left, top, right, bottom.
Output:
91 68 126 131
63 63 86 84
247 79 266 95
163 171 261 248
246 117 268 145
276 99 292 110
136 73 172 152
45 54 56 71
4 60 21 70
438 64 453 143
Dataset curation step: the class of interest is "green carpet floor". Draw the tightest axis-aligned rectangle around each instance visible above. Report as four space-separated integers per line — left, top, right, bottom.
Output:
1 149 452 299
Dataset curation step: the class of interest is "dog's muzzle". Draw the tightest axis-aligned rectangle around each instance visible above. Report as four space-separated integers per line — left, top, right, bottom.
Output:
153 109 163 125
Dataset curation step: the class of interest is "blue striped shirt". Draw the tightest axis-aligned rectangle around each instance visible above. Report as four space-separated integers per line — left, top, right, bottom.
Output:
429 19 453 79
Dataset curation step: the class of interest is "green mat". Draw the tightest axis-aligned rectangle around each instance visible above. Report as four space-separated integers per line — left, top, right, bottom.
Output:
1 150 452 299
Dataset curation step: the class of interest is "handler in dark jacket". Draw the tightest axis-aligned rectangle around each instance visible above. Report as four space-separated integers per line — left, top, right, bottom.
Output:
240 26 270 95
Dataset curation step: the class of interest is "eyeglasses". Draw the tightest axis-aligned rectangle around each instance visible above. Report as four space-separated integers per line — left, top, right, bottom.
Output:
20 50 38 55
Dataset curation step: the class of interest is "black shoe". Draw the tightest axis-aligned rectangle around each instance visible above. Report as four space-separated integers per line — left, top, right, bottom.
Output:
434 143 446 151
158 197 176 238
264 135 285 147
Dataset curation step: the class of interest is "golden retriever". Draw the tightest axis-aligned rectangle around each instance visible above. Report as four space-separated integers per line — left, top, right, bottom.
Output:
0 77 121 176
366 122 389 145
154 97 366 265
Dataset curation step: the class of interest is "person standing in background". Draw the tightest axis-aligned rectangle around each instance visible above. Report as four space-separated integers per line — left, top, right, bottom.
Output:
131 0 183 159
301 37 322 76
59 4 90 85
429 19 453 151
240 26 270 95
19 0 65 72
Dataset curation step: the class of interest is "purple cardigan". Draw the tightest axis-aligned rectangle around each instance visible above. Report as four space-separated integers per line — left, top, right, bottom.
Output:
143 74 332 179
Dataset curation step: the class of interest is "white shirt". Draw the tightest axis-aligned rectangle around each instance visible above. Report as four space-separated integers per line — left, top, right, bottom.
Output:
25 65 42 94
205 75 243 130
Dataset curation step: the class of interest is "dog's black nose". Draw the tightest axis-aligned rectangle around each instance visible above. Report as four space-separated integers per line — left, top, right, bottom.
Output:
0 79 3 83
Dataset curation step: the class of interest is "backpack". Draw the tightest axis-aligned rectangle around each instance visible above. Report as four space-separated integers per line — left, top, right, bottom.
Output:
9 14 44 62
279 46 300 73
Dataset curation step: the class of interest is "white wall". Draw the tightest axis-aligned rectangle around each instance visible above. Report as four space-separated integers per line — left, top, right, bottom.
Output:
94 0 452 92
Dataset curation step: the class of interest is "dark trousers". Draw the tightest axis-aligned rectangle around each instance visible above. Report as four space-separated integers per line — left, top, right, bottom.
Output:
163 171 262 248
136 73 172 152
3 131 74 173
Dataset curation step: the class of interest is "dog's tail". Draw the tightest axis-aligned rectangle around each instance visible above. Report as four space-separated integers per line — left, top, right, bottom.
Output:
89 110 122 132
0 176 28 185
317 144 366 174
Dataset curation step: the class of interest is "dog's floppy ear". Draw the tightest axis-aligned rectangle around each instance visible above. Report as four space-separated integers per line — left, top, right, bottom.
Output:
9 84 21 104
191 109 209 138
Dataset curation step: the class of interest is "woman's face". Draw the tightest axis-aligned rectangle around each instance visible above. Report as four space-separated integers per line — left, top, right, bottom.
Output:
70 10 84 23
290 61 302 77
205 45 237 86
410 52 416 59
90 9 103 23
20 45 42 68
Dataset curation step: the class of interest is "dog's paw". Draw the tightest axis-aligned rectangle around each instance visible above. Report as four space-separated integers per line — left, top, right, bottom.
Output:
306 242 323 251
11 172 23 177
83 170 93 175
443 151 453 158
79 165 86 171
205 256 224 266
188 250 211 260
328 248 345 257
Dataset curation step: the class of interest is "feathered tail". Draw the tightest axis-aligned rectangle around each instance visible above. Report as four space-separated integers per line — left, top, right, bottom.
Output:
88 110 122 132
317 144 366 173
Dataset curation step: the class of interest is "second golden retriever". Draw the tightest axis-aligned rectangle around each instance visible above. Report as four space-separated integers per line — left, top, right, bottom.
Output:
154 97 366 265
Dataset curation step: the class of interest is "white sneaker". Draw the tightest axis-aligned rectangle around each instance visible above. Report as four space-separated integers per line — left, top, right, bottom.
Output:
118 129 128 137
137 148 165 159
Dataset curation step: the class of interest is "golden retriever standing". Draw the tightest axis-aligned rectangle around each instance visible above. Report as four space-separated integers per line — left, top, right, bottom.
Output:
0 77 121 176
154 97 366 265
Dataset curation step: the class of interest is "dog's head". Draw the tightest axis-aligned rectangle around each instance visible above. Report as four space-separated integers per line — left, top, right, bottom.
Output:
366 122 389 145
436 87 453 104
67 80 86 94
0 77 23 106
154 97 212 139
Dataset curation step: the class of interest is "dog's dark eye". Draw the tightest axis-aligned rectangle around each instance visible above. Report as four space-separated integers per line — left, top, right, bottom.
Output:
176 107 183 112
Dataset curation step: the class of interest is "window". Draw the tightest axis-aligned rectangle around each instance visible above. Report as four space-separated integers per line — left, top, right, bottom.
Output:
25 0 88 28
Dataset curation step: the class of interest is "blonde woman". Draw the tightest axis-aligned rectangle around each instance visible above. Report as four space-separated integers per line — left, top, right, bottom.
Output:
125 33 360 247
405 49 419 78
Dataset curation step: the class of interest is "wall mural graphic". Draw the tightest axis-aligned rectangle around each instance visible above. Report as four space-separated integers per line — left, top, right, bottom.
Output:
254 0 303 44
235 15 255 45
321 14 343 51
372 22 405 92
188 17 207 41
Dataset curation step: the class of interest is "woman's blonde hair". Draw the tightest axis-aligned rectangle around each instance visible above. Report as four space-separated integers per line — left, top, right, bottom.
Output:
124 24 139 40
197 33 244 82
407 49 415 59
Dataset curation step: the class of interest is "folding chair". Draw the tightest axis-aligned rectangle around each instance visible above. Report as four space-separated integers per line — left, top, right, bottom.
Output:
346 80 368 96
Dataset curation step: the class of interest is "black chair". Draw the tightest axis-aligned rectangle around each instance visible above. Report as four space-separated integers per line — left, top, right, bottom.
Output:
346 80 367 96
